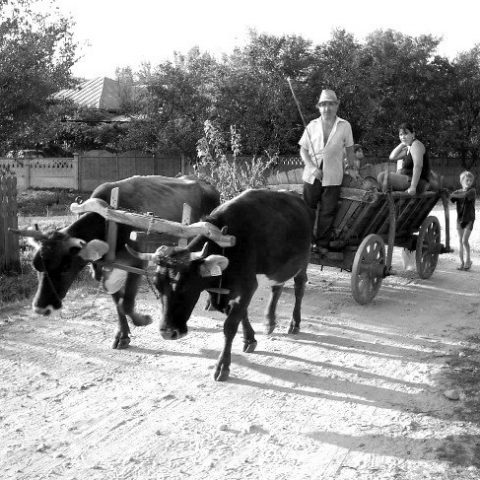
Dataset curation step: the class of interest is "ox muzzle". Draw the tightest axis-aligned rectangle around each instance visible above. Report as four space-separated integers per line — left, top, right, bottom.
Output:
160 326 188 340
33 304 56 316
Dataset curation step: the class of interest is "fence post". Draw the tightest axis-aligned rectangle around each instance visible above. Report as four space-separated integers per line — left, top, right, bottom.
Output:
73 153 79 190
25 162 31 189
0 174 20 273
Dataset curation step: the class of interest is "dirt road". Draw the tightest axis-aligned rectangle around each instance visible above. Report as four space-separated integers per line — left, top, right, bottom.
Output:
2 242 480 480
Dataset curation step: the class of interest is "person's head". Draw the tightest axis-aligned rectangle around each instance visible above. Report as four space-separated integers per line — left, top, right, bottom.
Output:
460 170 475 189
353 144 364 160
317 89 339 119
398 122 416 146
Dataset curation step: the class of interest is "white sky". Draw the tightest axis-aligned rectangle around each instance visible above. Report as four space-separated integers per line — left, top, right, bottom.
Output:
52 0 480 79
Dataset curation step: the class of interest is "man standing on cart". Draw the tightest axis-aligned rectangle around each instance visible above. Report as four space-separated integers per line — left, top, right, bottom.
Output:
299 89 357 249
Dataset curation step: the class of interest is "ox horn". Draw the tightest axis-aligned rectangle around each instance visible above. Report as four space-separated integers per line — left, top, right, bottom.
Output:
125 244 156 262
189 242 209 261
9 228 47 241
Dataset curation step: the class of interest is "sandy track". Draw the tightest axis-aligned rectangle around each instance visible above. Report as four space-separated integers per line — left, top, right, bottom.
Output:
2 244 480 480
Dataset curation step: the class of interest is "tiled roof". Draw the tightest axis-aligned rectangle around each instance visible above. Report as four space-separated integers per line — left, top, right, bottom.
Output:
53 77 121 111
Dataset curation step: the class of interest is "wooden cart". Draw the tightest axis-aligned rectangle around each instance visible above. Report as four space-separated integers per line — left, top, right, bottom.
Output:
310 187 453 305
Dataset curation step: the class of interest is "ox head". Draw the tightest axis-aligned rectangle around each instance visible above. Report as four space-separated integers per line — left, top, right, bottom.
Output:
126 243 228 340
13 228 108 315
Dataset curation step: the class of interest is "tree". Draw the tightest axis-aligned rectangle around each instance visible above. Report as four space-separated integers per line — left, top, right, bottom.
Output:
220 31 313 155
307 29 372 144
360 30 445 154
0 0 77 153
443 46 480 168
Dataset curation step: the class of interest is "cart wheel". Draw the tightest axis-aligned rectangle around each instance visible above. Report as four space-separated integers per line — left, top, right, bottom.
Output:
416 216 440 279
351 234 385 305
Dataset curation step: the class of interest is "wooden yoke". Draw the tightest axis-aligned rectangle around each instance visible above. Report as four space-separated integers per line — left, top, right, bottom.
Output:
70 197 235 248
178 203 192 248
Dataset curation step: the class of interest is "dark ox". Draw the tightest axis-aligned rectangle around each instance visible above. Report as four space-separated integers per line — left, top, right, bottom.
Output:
129 189 312 381
24 175 219 349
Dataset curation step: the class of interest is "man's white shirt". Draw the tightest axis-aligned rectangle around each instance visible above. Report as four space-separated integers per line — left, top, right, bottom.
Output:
299 116 354 186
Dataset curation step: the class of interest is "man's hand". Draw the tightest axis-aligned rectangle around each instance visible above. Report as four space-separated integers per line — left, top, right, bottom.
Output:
348 168 361 180
313 168 323 181
406 186 416 195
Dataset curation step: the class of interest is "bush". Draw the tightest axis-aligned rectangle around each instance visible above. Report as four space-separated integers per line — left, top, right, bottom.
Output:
194 120 275 201
0 261 38 306
17 189 89 216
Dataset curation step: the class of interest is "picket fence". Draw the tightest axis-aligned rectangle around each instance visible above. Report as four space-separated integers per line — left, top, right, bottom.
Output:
0 174 20 273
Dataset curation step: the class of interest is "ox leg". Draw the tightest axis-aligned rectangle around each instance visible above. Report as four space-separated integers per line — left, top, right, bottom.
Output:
121 273 153 327
264 284 284 334
287 268 307 335
215 284 256 382
241 315 257 353
111 291 131 349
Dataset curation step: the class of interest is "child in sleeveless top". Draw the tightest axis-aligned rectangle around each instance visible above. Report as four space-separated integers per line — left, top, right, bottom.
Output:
451 171 476 270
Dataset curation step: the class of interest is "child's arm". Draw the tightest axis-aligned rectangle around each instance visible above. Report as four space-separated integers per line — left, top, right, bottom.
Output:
465 187 476 201
451 189 468 199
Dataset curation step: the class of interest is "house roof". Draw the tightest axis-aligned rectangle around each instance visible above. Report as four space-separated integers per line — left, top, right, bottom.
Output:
53 77 122 111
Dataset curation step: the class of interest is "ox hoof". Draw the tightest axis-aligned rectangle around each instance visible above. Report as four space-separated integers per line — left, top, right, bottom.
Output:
112 336 131 349
213 365 230 382
131 314 153 327
243 340 257 353
287 324 300 335
264 322 277 335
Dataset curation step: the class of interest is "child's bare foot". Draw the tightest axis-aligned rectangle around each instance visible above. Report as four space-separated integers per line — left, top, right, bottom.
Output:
464 261 472 271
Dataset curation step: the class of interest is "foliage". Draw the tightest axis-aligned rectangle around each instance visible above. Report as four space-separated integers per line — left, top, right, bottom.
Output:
0 260 38 305
194 120 275 201
17 188 88 215
218 31 313 155
442 46 480 167
0 0 78 154
4 17 480 172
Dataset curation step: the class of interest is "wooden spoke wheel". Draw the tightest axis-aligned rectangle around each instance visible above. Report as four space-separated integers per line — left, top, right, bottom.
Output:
416 216 440 279
351 234 386 305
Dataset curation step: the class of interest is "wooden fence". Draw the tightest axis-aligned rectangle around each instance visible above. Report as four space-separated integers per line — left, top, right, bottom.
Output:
0 174 20 273
78 151 185 191
0 150 186 192
0 151 470 193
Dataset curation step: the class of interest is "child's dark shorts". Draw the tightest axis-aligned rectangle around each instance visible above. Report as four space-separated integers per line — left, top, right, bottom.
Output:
458 220 475 230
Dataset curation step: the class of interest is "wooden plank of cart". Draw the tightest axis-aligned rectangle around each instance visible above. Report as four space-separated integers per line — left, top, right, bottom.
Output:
309 186 453 305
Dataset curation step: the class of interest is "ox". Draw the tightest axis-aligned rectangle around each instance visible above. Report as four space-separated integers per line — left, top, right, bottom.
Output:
128 189 312 381
17 175 220 349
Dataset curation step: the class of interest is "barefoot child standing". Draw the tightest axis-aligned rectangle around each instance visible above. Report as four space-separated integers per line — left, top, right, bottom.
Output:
451 170 476 270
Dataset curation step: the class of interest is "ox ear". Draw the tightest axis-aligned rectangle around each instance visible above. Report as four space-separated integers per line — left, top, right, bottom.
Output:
198 254 229 277
78 239 109 262
102 268 128 294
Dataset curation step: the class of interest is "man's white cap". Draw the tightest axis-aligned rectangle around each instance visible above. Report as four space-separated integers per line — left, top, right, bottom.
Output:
317 89 338 105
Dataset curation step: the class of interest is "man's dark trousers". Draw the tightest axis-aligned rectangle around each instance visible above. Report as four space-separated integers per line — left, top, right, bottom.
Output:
303 179 341 242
